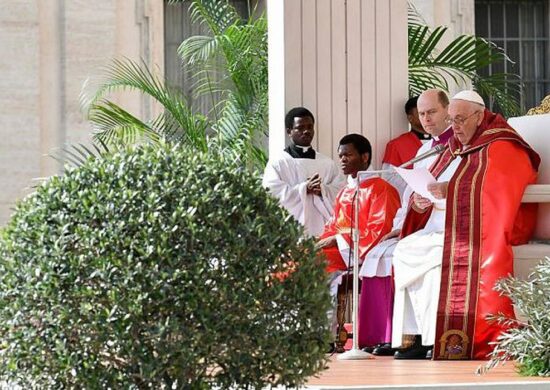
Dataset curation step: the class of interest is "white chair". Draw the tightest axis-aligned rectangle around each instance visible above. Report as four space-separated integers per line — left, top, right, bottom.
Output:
508 114 550 280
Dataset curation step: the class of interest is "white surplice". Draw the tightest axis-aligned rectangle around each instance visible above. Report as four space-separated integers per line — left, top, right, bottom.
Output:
391 155 462 348
262 150 345 237
360 139 440 279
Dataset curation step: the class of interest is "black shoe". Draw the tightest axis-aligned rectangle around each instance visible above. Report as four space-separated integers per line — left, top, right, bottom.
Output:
361 344 378 354
426 348 433 359
327 342 336 354
372 343 398 356
394 345 431 360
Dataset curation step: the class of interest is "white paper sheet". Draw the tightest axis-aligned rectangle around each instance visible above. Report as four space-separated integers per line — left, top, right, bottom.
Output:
394 167 437 202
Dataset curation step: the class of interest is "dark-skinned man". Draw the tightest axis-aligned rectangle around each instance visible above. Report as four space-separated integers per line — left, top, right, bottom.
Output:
317 134 400 351
263 107 345 237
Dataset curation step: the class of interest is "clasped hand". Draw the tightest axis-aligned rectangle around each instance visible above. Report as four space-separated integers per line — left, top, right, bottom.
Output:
306 173 322 196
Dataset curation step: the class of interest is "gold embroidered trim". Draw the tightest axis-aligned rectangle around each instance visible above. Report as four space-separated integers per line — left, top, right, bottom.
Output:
462 148 485 334
444 157 471 332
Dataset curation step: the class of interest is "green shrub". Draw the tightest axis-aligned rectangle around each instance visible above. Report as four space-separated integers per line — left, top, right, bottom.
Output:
0 145 331 389
479 257 550 377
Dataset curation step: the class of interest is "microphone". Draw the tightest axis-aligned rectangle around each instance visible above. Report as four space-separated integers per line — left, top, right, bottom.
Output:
356 144 446 179
397 143 446 168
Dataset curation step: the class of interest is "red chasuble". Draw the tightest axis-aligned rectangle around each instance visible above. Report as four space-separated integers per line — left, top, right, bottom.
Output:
401 110 540 360
382 132 423 168
321 177 400 273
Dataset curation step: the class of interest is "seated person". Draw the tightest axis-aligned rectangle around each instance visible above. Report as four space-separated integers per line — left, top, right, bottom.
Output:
263 107 345 237
382 96 431 196
392 90 539 360
359 88 452 356
317 134 400 350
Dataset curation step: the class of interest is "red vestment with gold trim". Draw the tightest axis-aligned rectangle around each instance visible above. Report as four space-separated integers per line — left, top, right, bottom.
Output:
401 110 540 360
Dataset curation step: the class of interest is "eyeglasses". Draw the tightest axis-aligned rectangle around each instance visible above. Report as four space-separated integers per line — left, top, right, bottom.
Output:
445 111 480 126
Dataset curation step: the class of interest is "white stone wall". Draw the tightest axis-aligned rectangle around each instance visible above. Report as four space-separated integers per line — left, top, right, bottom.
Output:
412 0 475 36
0 0 164 226
268 0 409 166
0 1 41 224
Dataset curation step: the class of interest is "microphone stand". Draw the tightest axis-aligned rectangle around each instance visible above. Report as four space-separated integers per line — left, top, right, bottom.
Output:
338 171 377 361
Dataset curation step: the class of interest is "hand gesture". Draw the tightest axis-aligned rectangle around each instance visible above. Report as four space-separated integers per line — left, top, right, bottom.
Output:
427 181 448 200
412 192 432 210
306 173 322 196
380 228 401 242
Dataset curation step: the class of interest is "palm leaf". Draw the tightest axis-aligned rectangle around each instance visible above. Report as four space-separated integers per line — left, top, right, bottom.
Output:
50 140 113 168
89 100 162 146
80 0 268 169
83 58 213 150
188 0 240 35
407 1 521 116
408 25 447 66
474 73 523 116
178 34 227 66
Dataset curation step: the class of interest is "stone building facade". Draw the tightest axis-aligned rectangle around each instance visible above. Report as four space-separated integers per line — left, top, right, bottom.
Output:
0 0 164 224
1 0 546 225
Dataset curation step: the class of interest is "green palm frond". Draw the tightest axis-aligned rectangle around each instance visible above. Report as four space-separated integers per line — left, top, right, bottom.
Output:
167 0 240 34
408 25 447 66
50 139 114 168
89 100 162 146
407 14 521 116
75 0 268 170
212 91 267 167
408 69 449 96
474 73 522 116
82 58 213 151
188 0 240 35
83 59 179 115
178 34 227 65
174 2 268 164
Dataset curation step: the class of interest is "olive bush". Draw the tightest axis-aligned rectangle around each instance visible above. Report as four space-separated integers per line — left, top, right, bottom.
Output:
480 257 550 377
0 145 331 389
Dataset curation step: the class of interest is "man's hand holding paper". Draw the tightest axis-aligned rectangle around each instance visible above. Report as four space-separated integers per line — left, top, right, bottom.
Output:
427 182 448 200
394 166 448 209
394 167 438 202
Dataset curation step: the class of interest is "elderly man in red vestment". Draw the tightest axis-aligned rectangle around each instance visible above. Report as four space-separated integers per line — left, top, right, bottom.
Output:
317 134 400 351
392 90 540 360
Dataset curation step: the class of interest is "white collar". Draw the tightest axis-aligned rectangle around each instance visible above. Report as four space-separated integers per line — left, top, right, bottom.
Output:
295 144 312 152
347 175 358 188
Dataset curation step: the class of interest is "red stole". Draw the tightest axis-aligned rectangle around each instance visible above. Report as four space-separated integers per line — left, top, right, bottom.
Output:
401 110 540 360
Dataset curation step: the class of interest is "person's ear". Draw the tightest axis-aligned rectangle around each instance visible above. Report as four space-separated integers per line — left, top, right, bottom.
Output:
476 111 484 126
286 127 292 136
362 153 370 165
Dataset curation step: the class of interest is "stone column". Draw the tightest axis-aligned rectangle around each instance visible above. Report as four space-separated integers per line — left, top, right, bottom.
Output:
38 0 65 176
